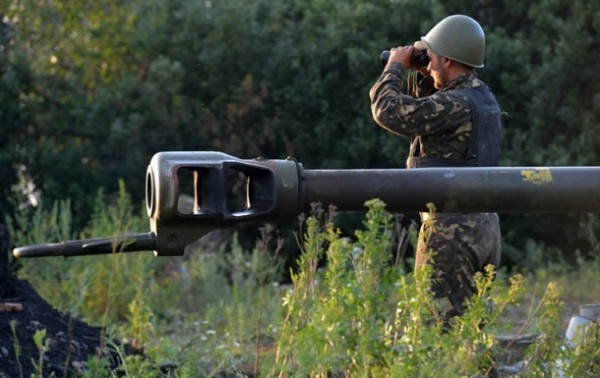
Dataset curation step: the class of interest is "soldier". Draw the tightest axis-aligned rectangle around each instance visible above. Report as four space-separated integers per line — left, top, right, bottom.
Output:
369 15 503 322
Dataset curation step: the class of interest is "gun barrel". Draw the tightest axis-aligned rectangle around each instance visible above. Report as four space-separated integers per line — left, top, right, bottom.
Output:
13 233 157 258
302 167 600 213
13 152 600 258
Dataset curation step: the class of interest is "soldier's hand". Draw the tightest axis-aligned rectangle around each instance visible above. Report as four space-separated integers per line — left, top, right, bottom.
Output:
387 46 414 69
412 40 430 74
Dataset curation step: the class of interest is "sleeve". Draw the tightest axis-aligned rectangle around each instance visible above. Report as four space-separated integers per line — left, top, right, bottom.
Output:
369 64 464 137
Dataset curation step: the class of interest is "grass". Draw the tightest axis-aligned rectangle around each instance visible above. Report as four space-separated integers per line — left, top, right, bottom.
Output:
7 191 600 377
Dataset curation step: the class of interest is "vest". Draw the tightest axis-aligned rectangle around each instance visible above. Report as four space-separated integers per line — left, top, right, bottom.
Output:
406 84 502 168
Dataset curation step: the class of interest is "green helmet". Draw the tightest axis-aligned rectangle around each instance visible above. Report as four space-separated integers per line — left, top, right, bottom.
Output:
421 15 485 68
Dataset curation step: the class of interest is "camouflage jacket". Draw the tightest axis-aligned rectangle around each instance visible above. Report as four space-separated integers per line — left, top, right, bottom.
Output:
370 63 489 167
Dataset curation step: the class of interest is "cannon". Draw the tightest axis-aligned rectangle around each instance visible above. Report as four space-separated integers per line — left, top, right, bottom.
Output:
13 151 600 258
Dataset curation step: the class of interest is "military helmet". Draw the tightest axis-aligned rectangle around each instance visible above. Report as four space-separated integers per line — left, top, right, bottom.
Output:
421 14 485 68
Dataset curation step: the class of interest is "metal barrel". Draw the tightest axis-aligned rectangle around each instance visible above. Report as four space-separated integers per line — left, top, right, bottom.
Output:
13 152 600 258
12 233 157 258
301 166 600 213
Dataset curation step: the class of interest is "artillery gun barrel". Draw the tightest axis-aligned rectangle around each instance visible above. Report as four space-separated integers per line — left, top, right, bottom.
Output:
13 233 157 258
302 167 600 213
13 151 600 258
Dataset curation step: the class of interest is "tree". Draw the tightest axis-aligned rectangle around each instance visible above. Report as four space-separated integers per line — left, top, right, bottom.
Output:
0 14 23 216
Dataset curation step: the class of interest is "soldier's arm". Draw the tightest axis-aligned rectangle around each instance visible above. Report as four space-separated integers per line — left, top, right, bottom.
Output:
369 65 461 136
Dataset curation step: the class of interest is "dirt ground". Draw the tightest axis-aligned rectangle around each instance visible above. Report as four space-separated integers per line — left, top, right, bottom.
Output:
0 273 139 378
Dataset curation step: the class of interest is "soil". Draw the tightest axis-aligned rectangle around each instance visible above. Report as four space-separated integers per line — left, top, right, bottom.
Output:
0 273 140 378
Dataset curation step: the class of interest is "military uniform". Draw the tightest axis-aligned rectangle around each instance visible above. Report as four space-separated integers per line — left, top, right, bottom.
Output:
370 62 502 320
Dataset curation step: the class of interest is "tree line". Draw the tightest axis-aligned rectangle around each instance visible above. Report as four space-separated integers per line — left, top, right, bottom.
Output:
1 0 599 266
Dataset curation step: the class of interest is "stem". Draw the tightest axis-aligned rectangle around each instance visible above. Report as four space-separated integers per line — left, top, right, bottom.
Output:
10 320 25 378
254 285 264 377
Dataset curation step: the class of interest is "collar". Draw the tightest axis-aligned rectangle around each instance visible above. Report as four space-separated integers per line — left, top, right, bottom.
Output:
439 70 479 92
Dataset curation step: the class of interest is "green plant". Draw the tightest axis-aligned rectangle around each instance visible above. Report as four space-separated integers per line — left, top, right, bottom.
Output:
31 328 54 378
10 320 24 378
81 353 112 378
7 199 75 286
271 200 539 377
561 321 600 377
109 341 158 378
273 200 402 376
121 293 155 350
7 186 600 377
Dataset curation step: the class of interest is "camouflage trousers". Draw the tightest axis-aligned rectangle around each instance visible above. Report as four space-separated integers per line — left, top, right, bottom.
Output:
415 212 501 320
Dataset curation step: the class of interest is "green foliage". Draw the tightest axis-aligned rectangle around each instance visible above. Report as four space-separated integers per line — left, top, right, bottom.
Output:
81 354 112 378
112 345 158 378
122 294 155 350
0 0 451 210
8 181 156 324
563 321 600 377
273 200 496 376
271 200 599 377
485 0 600 262
7 192 600 376
523 282 564 376
7 198 74 248
9 320 25 378
32 329 53 378
0 15 22 216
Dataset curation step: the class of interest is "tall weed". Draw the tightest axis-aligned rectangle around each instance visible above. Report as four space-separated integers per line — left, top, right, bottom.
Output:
9 181 156 324
269 199 599 377
273 200 403 376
